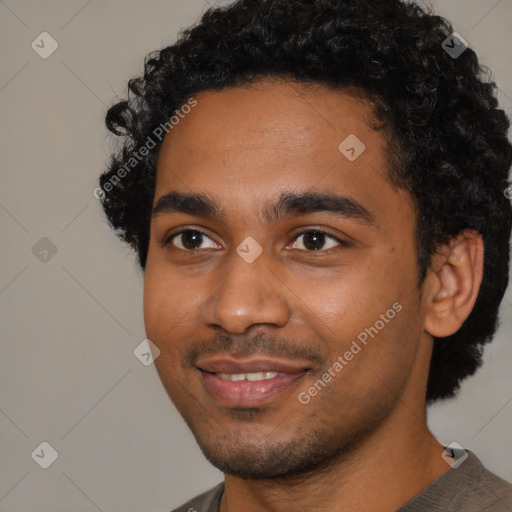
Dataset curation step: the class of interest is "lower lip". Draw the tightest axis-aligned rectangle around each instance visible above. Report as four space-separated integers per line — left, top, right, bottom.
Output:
200 370 307 407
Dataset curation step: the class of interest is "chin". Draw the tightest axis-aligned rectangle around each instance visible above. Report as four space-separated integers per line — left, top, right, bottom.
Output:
192 426 352 480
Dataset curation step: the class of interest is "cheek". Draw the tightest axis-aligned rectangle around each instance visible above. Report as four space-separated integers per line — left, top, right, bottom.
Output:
143 263 181 341
298 253 419 367
143 263 207 352
143 271 190 389
143 268 164 339
297 258 400 328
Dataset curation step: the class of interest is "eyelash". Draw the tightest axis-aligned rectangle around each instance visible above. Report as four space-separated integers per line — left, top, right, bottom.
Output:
163 227 349 252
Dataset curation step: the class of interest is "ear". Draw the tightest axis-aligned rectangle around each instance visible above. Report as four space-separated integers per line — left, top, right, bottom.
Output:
423 229 484 338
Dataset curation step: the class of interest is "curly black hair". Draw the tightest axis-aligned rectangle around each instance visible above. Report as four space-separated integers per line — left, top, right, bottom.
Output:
99 0 512 403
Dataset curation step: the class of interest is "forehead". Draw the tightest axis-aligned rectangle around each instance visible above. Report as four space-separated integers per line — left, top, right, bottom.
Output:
154 78 413 227
158 79 384 166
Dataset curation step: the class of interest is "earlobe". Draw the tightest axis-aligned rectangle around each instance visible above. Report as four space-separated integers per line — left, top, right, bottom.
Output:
424 230 484 338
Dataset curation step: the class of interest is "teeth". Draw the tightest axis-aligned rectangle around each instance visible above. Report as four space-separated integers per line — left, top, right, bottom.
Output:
217 371 279 382
246 372 265 381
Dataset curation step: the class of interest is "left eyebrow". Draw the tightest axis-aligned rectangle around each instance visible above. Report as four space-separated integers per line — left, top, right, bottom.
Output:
151 190 375 226
262 191 375 226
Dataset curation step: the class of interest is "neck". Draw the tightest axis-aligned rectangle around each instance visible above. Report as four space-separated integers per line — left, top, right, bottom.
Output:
220 400 448 512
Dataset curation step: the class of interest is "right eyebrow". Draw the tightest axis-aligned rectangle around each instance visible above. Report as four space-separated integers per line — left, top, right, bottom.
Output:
152 192 222 219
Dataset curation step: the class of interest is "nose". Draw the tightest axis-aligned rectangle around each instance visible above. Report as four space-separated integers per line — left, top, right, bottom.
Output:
202 250 291 334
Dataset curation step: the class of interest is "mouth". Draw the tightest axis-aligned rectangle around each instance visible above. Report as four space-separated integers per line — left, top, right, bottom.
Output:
196 357 311 407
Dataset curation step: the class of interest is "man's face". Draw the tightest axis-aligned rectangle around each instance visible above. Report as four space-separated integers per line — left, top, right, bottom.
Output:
144 79 429 479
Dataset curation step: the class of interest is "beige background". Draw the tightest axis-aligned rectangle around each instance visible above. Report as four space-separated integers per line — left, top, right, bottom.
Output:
0 1 511 511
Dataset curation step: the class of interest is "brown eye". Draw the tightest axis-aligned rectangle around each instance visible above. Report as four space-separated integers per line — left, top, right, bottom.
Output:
291 230 345 251
167 230 219 250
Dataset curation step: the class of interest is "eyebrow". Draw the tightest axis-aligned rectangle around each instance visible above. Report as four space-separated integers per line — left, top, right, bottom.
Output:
152 191 375 225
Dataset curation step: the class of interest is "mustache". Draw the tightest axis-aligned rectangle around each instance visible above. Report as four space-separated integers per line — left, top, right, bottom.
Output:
183 331 325 368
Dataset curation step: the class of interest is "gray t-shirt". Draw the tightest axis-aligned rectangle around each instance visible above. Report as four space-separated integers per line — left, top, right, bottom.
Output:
171 452 512 511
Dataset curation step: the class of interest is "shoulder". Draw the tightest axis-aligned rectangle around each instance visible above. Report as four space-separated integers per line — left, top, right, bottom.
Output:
170 483 224 512
399 451 512 512
465 455 512 512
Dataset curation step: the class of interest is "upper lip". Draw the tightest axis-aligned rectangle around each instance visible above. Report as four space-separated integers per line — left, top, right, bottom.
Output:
196 356 311 374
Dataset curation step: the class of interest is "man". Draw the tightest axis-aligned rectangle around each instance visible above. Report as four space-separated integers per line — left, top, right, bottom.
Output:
98 0 512 510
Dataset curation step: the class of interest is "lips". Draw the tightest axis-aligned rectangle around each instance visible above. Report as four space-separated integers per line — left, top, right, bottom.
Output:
197 357 310 375
196 356 310 407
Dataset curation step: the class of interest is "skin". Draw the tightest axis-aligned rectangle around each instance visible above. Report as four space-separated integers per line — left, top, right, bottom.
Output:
143 78 484 512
